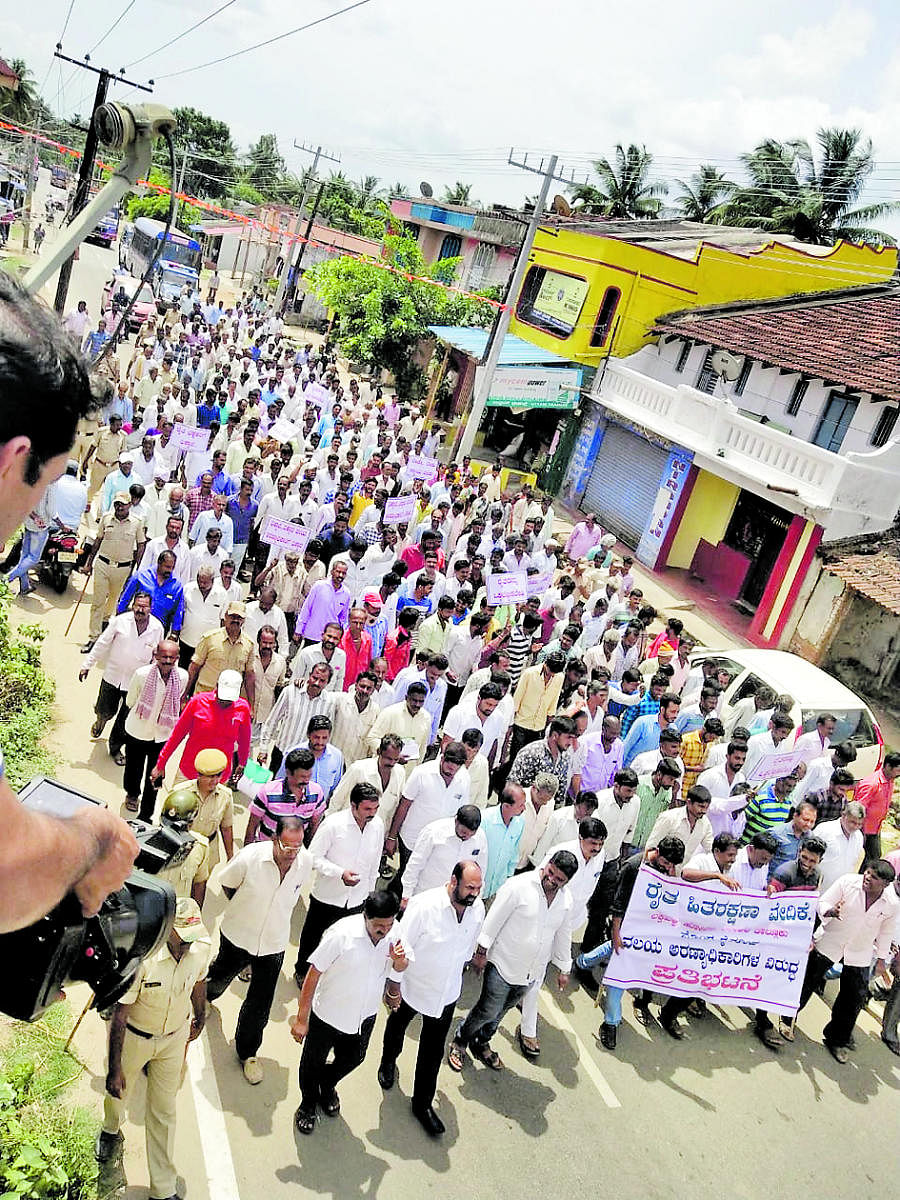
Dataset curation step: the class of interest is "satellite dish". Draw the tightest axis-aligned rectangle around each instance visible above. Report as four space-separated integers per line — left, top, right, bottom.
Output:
419 181 433 198
711 350 744 382
552 194 572 216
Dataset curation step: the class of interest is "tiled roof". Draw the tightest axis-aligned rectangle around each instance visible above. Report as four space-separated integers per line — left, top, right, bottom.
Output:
820 531 900 614
654 285 900 402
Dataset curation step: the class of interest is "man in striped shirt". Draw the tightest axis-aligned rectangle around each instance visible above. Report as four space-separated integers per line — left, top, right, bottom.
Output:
741 773 800 844
244 746 326 845
619 673 667 738
260 663 332 774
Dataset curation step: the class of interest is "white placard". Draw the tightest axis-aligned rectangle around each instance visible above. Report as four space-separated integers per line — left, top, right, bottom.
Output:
304 382 330 408
267 418 299 443
260 517 310 555
526 570 554 598
745 747 807 784
406 454 439 482
487 571 528 606
384 494 417 524
169 424 209 453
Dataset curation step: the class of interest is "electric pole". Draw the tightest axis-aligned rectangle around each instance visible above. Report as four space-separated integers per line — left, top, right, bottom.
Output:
457 152 570 458
51 50 152 314
274 141 340 310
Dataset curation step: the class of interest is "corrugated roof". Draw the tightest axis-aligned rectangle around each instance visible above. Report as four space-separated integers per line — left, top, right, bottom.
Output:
427 326 570 365
820 530 900 614
653 285 900 401
537 218 820 259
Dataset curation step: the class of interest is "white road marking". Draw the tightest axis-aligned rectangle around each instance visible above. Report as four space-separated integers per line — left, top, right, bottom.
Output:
188 1031 242 1200
543 994 621 1108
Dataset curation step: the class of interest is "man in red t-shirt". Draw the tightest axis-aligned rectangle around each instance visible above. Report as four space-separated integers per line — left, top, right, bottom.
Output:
152 670 251 787
853 751 900 860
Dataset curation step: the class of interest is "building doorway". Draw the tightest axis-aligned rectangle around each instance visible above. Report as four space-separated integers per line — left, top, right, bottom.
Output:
723 491 791 611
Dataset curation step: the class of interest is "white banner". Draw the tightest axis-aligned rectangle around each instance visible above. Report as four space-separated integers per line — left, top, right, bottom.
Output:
745 747 807 784
603 865 815 1016
487 571 528 606
267 418 299 443
406 454 439 482
304 382 330 408
526 570 554 598
384 494 417 524
260 517 310 555
169 424 209 453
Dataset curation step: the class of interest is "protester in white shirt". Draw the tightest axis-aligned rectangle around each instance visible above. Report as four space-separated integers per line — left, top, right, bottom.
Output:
384 742 470 863
815 803 865 892
122 640 188 817
401 807 488 903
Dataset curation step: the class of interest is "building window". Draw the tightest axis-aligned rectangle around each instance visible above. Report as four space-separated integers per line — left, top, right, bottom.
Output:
870 405 899 448
786 377 807 416
467 243 496 288
589 287 622 348
733 357 752 396
812 390 859 453
674 340 692 373
438 233 462 260
695 348 718 394
515 265 589 339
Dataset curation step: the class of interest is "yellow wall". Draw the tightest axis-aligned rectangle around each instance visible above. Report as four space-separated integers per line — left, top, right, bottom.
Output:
508 227 897 366
666 470 740 570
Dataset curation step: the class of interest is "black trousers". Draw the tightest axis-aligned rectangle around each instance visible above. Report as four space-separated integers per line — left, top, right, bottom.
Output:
178 640 195 671
95 679 128 754
581 860 621 952
387 837 413 899
298 1010 376 1113
381 998 456 1107
123 733 165 819
442 682 464 722
295 896 362 976
796 948 870 1047
863 833 882 864
206 933 284 1061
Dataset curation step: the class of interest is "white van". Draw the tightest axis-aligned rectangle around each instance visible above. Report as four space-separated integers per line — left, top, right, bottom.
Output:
688 648 883 778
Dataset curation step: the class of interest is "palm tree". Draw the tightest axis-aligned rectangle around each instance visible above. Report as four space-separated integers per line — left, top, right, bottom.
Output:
674 164 735 221
442 181 474 205
569 144 667 218
725 128 898 245
390 181 410 198
0 57 39 123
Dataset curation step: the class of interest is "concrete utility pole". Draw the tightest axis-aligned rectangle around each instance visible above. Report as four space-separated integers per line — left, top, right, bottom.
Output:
51 50 152 313
274 141 340 310
457 152 573 459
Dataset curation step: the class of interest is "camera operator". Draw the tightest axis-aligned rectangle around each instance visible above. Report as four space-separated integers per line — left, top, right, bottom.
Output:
0 271 138 933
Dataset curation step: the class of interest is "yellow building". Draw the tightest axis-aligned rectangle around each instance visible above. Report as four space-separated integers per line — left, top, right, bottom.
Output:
509 219 898 366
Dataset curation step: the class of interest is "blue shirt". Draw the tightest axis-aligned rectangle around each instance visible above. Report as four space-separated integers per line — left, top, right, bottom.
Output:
620 692 660 738
226 496 259 544
196 402 221 428
621 714 667 767
117 567 185 633
367 612 389 659
278 741 344 799
481 806 525 899
767 821 812 879
224 474 263 504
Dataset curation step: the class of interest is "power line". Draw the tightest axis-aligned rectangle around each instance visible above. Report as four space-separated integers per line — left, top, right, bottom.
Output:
155 0 374 79
88 0 139 55
124 0 238 68
38 0 79 93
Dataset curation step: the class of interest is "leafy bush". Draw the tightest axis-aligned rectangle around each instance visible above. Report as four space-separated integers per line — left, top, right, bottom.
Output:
0 1003 99 1198
0 581 56 785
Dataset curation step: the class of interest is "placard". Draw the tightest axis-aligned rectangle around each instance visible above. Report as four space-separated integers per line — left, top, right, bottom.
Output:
260 517 310 555
526 570 554 599
406 454 439 482
745 747 807 784
304 382 330 408
267 417 299 443
486 571 528 606
603 865 815 1016
384 494 417 524
168 424 209 453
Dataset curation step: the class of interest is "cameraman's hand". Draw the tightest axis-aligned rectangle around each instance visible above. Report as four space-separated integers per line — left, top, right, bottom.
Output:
72 807 140 918
106 1068 126 1099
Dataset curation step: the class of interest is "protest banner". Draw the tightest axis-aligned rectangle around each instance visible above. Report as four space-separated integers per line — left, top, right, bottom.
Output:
603 865 815 1015
526 570 554 599
260 518 310 556
169 425 210 453
406 454 439 482
384 494 417 524
304 382 330 408
487 571 528 606
745 747 807 784
267 418 299 443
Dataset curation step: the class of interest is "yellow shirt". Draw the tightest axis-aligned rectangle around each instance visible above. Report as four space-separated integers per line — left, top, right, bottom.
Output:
513 664 563 732
349 492 373 528
119 938 211 1036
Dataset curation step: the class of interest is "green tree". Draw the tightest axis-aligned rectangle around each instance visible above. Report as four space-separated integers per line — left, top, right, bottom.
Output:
442 181 475 205
390 181 410 198
0 57 38 123
125 167 205 231
305 233 493 398
170 105 236 199
569 143 667 218
245 133 285 191
674 164 735 221
724 127 898 244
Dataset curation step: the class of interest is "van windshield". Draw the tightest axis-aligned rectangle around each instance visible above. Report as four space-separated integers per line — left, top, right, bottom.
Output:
800 708 877 748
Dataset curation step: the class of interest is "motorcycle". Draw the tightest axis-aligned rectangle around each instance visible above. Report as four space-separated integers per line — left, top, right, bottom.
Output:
38 527 80 594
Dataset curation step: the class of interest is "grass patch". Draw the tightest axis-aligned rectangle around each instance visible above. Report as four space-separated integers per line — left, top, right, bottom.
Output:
0 581 57 786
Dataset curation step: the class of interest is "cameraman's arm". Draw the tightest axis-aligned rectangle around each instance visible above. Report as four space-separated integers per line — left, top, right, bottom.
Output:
106 1003 129 1097
0 776 139 932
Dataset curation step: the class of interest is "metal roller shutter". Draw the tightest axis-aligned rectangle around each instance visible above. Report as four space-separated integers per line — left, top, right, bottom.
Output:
581 421 669 545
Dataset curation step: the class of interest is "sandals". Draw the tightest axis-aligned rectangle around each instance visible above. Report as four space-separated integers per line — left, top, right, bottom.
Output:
294 1107 315 1135
779 1018 795 1042
472 1043 504 1071
516 1026 540 1059
447 1041 465 1072
124 798 140 813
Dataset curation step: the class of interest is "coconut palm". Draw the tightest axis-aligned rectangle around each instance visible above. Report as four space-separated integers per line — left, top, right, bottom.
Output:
0 57 39 123
442 181 474 205
569 144 667 218
725 128 898 245
390 181 411 198
674 164 735 221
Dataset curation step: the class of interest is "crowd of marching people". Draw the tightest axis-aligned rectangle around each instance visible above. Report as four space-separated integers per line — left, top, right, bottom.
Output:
8 278 900 1198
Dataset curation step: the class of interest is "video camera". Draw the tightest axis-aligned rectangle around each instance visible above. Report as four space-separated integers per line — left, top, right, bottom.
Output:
0 778 193 1022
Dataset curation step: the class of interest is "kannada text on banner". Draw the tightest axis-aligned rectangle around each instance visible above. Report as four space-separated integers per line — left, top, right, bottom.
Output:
603 865 816 1016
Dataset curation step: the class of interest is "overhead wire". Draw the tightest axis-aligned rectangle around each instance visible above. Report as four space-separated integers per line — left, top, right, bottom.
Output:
124 0 238 69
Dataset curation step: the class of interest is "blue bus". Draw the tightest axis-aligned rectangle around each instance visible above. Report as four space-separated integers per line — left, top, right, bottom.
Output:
124 216 202 306
88 205 119 248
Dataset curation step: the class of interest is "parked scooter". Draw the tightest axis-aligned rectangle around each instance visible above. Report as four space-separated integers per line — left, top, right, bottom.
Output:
38 527 80 594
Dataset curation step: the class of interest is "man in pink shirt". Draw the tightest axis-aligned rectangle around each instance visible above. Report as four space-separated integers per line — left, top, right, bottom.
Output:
853 751 900 860
151 670 251 786
565 513 603 560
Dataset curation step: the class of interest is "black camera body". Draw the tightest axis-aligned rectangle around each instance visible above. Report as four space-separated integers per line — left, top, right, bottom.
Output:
0 778 192 1022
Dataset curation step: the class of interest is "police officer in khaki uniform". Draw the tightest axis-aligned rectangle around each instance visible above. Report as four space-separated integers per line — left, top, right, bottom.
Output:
97 897 210 1200
82 494 144 647
84 415 126 499
157 782 211 903
72 411 103 475
158 748 235 907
